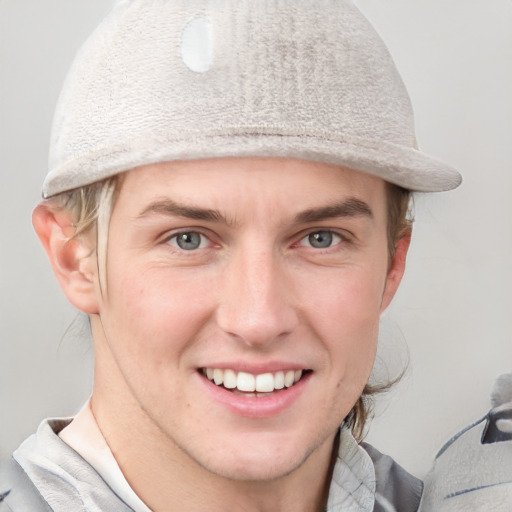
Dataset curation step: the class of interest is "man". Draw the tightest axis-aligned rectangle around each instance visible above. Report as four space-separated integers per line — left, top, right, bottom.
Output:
0 1 461 510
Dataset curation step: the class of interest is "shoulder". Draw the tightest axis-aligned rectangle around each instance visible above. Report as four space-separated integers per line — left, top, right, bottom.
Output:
1 418 133 512
361 442 423 512
1 419 72 511
0 456 51 512
328 428 422 512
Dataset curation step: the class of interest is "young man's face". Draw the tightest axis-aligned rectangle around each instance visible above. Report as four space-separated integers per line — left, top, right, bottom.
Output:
88 157 407 481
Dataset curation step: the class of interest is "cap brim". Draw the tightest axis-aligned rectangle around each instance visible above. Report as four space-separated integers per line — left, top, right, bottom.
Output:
43 128 462 197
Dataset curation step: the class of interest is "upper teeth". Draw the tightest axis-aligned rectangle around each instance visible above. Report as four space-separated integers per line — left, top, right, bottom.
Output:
203 368 303 393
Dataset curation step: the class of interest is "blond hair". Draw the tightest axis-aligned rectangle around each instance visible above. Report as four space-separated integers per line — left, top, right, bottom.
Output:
46 176 120 293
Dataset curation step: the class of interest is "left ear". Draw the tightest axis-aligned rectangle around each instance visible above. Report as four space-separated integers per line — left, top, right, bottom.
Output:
381 227 412 312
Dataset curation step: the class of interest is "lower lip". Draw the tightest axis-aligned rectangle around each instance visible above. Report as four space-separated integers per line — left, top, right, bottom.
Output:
198 372 311 418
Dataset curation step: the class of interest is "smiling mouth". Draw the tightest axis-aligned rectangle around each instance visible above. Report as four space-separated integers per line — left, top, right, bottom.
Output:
201 368 310 396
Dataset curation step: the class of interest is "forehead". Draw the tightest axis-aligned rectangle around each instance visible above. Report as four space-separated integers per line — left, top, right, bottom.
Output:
118 157 387 215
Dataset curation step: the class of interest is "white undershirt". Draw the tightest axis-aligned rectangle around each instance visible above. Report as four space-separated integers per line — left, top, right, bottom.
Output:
59 400 153 512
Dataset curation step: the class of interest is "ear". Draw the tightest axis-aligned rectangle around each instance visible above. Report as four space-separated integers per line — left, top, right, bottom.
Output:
380 227 412 312
32 203 100 314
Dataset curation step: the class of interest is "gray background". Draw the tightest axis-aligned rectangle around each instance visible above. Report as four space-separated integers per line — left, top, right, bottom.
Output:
1 0 511 478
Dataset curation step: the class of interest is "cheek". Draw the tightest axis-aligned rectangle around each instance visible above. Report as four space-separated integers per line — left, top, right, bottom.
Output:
103 264 215 367
305 266 384 338
302 265 385 379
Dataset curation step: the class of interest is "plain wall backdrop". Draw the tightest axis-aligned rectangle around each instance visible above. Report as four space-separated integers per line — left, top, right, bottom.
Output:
1 0 511 478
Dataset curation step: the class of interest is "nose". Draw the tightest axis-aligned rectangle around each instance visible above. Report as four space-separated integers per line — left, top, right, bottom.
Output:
215 245 299 348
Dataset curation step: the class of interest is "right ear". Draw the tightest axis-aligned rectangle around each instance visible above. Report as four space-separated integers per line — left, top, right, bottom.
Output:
32 203 100 315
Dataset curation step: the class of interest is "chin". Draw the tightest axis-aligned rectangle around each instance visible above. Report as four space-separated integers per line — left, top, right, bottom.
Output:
182 427 333 483
199 449 307 482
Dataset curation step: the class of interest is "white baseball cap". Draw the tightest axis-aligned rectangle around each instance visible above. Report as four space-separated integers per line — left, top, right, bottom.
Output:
43 0 461 197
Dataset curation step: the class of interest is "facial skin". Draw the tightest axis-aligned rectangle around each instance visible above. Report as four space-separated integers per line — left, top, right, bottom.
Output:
34 157 409 512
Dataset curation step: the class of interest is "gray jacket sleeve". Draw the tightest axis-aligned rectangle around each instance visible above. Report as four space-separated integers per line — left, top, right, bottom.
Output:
0 457 52 512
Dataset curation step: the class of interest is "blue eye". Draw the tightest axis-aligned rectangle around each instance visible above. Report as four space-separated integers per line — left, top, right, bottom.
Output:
301 231 341 249
169 232 208 251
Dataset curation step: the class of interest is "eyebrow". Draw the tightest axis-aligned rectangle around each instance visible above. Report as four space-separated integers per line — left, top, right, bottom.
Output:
294 198 373 223
137 197 373 225
137 199 227 223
